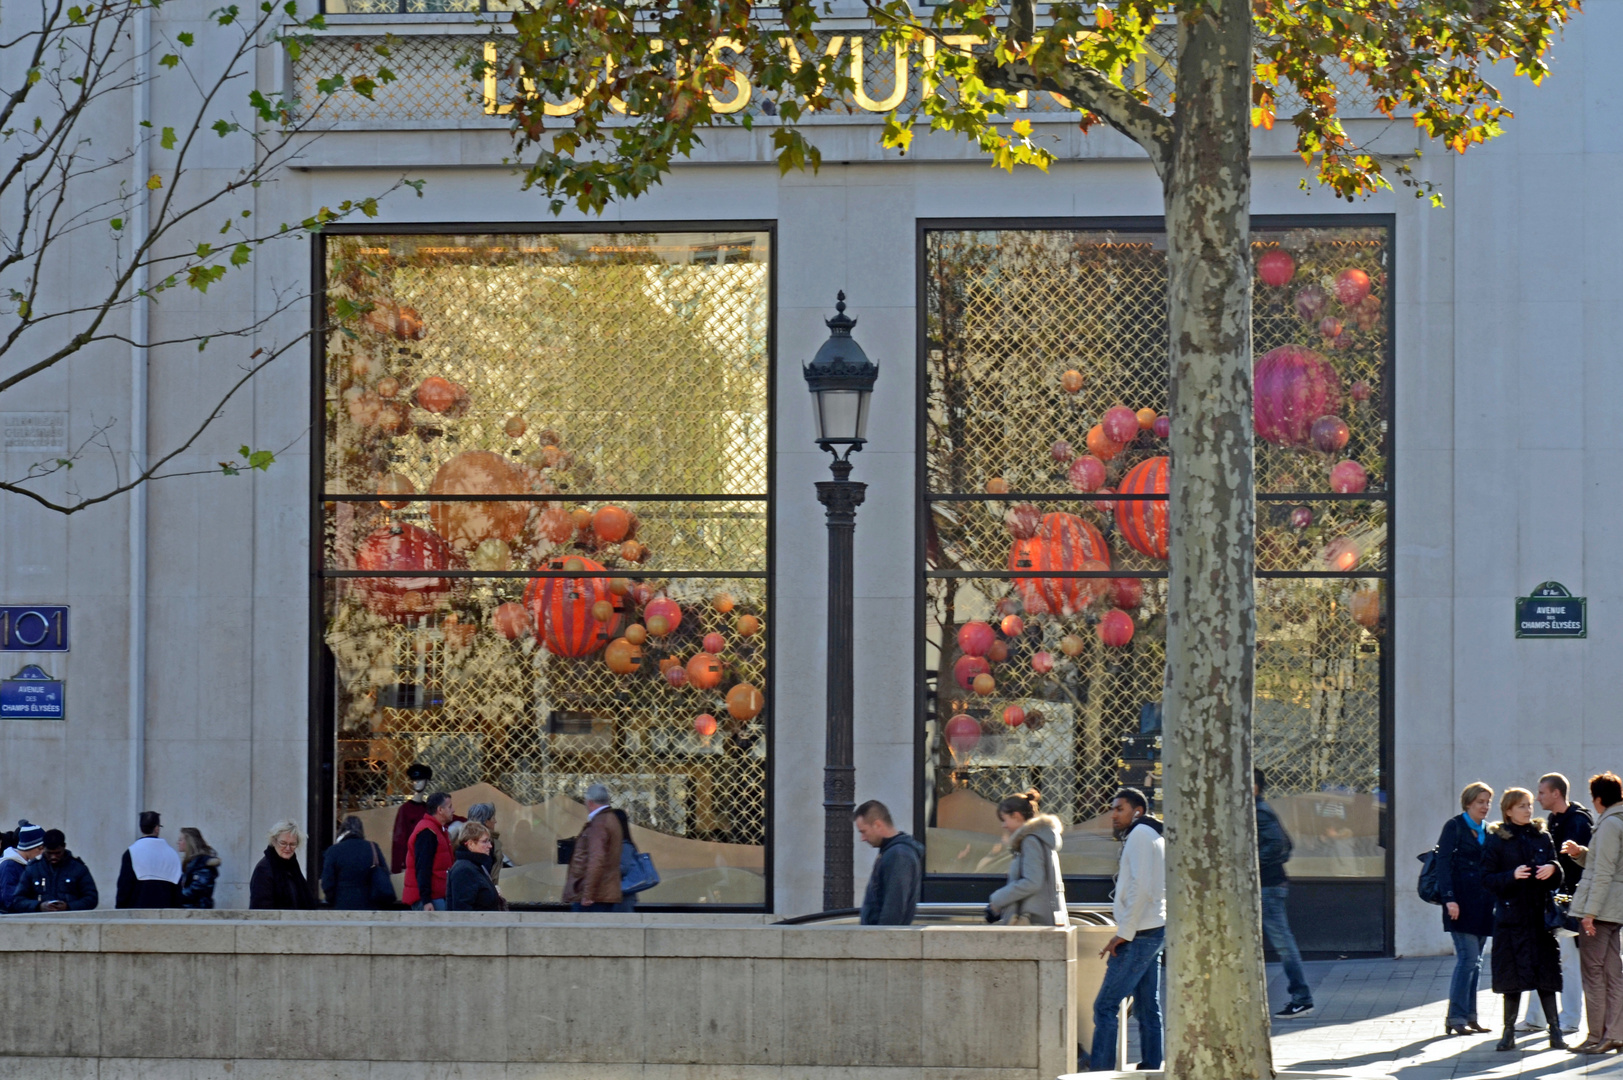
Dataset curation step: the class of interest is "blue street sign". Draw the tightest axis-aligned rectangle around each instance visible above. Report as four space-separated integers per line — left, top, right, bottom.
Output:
1515 581 1587 639
0 606 68 651
1 665 64 720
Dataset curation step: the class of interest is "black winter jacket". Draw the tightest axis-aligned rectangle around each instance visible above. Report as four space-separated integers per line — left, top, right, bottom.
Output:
1549 802 1594 891
446 849 502 911
1435 814 1494 936
859 831 925 925
1256 797 1293 887
1483 819 1564 993
180 854 221 909
321 835 389 910
249 847 316 910
6 851 99 912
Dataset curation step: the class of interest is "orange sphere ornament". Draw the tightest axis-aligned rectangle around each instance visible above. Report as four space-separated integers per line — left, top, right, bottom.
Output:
1086 424 1124 462
971 673 996 696
591 600 615 622
625 623 648 646
686 653 723 690
1136 408 1157 431
608 578 631 597
428 451 530 554
985 477 1010 495
1061 369 1085 394
605 637 643 675
569 509 593 531
694 713 719 738
646 615 671 637
492 601 532 640
1059 634 1085 657
504 415 528 439
658 657 681 675
620 540 649 563
376 376 401 399
1002 705 1026 728
736 614 761 637
1001 615 1024 637
1352 589 1381 629
377 472 415 510
726 682 765 721
714 593 736 614
415 376 461 415
592 505 632 545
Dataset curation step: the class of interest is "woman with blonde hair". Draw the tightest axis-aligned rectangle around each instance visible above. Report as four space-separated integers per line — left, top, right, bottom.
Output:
249 821 316 910
1483 787 1566 1050
446 821 502 911
1437 781 1496 1035
986 789 1066 926
177 827 220 909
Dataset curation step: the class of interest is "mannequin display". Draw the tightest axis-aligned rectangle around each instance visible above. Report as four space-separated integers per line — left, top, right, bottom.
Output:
390 763 433 873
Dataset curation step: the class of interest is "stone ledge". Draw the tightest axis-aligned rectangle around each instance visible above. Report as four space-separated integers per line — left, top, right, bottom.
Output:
0 1058 1052 1079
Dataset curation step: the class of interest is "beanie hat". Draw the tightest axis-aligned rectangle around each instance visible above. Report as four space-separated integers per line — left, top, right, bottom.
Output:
15 821 44 851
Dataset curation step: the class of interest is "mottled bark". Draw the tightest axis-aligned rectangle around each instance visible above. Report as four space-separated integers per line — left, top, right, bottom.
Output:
1161 6 1272 1080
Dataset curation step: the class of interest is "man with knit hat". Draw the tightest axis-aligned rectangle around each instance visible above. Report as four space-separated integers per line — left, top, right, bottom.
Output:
0 821 45 909
8 829 99 912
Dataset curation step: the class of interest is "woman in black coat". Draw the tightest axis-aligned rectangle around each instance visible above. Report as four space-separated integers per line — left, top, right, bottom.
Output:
320 816 394 910
249 821 317 911
1483 787 1566 1051
1437 782 1496 1035
446 822 502 912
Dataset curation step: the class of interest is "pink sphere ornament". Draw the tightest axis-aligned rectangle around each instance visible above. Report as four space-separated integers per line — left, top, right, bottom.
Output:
1253 345 1344 447
1257 249 1296 288
1002 705 1027 728
664 664 689 687
1318 316 1344 340
1110 578 1143 609
1095 487 1117 512
1152 415 1171 439
1350 380 1372 403
1335 268 1372 307
1050 440 1075 464
1289 506 1313 530
1000 614 1024 638
1102 405 1140 445
1310 415 1351 454
702 632 726 654
644 598 682 635
945 714 981 754
952 654 991 692
1067 455 1107 493
1330 459 1369 494
1031 650 1054 675
1098 608 1135 648
694 713 719 738
957 621 996 658
1005 502 1043 540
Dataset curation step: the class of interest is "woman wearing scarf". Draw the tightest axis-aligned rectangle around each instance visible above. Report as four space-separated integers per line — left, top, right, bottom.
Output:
1482 787 1566 1051
1437 781 1496 1036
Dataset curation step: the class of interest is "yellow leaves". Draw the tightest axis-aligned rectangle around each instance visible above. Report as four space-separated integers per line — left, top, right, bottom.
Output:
1095 5 1114 29
1011 118 1033 137
1250 106 1274 130
146 174 163 190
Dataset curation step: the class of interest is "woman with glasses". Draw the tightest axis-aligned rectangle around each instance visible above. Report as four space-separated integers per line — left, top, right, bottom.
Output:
249 821 316 910
446 821 502 912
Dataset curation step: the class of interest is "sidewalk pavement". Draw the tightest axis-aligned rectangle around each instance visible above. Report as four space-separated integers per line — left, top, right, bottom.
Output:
1262 955 1623 1079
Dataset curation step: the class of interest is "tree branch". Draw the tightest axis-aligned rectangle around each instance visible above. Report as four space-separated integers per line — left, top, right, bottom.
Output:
980 54 1174 179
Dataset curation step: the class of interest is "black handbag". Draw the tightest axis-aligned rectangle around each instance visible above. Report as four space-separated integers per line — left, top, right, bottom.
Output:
1546 894 1580 934
1417 846 1442 905
369 842 397 909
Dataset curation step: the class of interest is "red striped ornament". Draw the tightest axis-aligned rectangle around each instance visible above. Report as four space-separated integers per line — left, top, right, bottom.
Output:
1114 456 1169 560
1007 512 1110 617
523 556 623 657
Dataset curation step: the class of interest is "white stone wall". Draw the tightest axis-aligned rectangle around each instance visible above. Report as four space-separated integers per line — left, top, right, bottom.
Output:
3 0 1618 952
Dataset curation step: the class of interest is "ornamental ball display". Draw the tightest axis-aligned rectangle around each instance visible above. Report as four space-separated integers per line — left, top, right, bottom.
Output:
1005 502 1043 540
726 682 765 721
1152 415 1171 439
1334 267 1372 307
377 472 415 510
1136 408 1157 430
1031 650 1054 674
664 664 688 687
1067 454 1107 493
1115 456 1170 560
952 654 991 692
1253 346 1343 447
1290 506 1313 530
1329 459 1368 494
353 523 455 623
985 477 1009 494
608 578 631 597
736 614 762 637
1059 634 1085 657
1002 705 1026 728
428 450 530 554
376 376 401 399
624 623 648 646
686 653 723 691
604 637 643 675
415 376 463 415
503 415 527 439
971 673 996 696
620 540 649 563
703 632 726 654
523 556 623 657
986 641 1010 664
562 556 586 573
1102 405 1140 444
1311 415 1351 454
591 600 615 623
592 505 632 544
1000 614 1024 638
1099 608 1135 648
956 620 996 658
1085 425 1124 463
693 713 719 738
1061 369 1085 394
1110 577 1143 609
944 714 981 754
644 598 682 635
1352 589 1381 629
1294 283 1329 322
646 615 671 637
1050 440 1075 463
492 601 532 641
714 593 735 613
1257 249 1296 287
1350 380 1373 402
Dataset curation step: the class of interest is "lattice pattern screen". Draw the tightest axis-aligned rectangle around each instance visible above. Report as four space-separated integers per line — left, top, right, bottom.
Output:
319 231 771 905
922 224 1388 882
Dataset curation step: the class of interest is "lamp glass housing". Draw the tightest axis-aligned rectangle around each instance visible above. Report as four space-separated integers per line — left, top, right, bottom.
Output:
811 387 871 446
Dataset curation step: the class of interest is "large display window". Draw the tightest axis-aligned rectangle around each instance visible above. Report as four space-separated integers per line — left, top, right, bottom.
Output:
919 219 1391 945
314 227 773 906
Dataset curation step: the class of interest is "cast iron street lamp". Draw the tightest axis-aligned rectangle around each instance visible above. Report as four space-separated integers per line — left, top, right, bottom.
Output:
803 291 879 911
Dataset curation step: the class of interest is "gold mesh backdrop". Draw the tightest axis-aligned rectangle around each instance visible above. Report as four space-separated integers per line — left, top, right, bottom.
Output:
923 225 1388 881
320 231 771 905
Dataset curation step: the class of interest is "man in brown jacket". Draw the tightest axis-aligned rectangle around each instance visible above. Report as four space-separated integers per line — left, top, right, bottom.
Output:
563 783 624 912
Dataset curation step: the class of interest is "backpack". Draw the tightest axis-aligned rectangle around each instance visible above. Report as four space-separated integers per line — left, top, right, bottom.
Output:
1417 846 1442 905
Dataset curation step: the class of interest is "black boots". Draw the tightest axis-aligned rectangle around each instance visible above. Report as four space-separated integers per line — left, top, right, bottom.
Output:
1497 1031 1517 1052
1499 994 1520 1052
1542 991 1567 1050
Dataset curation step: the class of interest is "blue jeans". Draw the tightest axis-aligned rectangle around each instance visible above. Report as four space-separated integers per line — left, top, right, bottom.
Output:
1261 885 1313 1007
1090 926 1165 1071
1447 931 1487 1026
571 901 636 912
410 898 446 911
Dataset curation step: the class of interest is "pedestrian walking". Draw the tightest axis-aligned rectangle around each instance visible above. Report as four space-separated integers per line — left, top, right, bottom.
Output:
321 816 393 910
0 821 45 909
403 792 455 912
1520 773 1592 1035
465 802 504 884
1565 771 1623 1053
1482 787 1566 1051
987 789 1066 926
854 799 924 925
1437 781 1496 1036
6 829 98 912
446 821 502 911
249 821 316 910
115 810 181 909
1089 788 1166 1072
1256 768 1315 1018
177 827 221 909
562 783 624 912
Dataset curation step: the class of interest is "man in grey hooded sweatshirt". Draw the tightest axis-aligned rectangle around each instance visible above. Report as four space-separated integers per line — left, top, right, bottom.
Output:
855 800 925 925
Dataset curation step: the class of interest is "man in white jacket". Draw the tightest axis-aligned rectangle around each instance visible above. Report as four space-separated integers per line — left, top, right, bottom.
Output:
1089 787 1167 1071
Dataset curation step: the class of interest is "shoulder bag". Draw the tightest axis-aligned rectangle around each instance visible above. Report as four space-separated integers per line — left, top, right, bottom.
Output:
1417 845 1442 905
619 836 660 896
369 842 398 909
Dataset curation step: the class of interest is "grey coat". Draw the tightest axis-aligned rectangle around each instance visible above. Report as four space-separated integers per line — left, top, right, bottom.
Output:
1571 802 1623 925
988 814 1066 926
